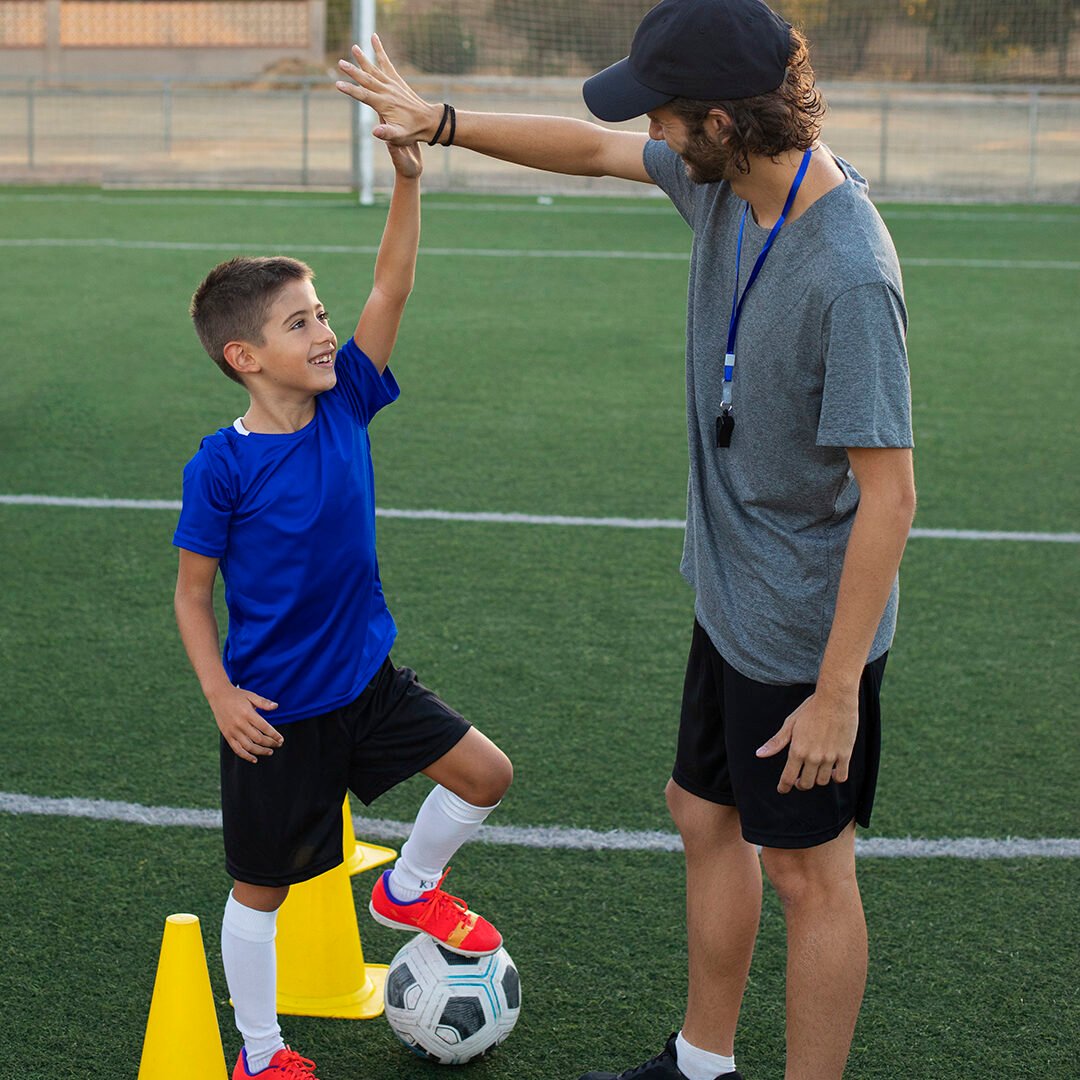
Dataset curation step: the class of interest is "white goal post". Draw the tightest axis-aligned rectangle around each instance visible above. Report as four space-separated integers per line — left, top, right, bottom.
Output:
352 0 377 204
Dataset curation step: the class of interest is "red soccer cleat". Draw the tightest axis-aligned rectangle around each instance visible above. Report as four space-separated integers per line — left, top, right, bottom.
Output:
233 1046 320 1079
369 867 502 956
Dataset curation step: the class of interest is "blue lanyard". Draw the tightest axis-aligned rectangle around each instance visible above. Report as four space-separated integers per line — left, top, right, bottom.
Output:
720 147 813 418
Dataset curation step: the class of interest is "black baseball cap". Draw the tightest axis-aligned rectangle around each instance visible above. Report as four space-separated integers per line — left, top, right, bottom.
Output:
583 0 792 122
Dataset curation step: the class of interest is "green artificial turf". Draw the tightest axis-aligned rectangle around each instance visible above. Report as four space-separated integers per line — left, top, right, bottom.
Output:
1 816 1078 1079
0 189 1077 1078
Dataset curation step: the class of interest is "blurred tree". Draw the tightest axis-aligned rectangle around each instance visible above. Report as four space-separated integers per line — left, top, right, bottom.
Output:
326 0 408 61
908 0 1078 77
326 0 351 56
400 3 476 73
781 0 883 76
492 0 649 76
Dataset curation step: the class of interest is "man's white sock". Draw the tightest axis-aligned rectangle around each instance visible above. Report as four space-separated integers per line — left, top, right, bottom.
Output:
387 785 498 901
675 1031 737 1079
221 892 285 1074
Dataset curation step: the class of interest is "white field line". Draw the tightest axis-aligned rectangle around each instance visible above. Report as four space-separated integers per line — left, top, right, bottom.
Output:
1 237 1078 271
2 494 1078 543
902 257 1080 270
1 192 1079 226
1 791 1076 858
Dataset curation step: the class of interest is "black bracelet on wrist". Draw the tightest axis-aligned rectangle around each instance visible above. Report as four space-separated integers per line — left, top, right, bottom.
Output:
444 104 457 147
428 103 450 146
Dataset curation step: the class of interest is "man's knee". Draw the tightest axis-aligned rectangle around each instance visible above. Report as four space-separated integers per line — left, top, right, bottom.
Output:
665 779 742 850
760 830 858 909
665 777 698 827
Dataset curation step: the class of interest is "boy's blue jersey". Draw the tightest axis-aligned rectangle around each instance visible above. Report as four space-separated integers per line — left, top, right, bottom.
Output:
173 338 400 724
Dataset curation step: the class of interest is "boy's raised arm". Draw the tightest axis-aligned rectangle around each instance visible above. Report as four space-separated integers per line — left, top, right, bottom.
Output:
337 35 652 185
353 141 422 374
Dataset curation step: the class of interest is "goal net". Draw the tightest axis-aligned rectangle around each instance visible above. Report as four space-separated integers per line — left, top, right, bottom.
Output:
351 0 1079 84
337 0 1079 198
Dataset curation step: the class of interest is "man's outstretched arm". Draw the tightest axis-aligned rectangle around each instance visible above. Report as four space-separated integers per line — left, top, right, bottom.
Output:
336 35 653 184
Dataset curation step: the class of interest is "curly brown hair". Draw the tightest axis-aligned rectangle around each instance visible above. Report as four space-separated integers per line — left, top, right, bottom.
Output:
668 28 826 175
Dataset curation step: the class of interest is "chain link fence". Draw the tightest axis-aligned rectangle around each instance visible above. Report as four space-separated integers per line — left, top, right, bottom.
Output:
1 75 1077 201
1 0 1078 200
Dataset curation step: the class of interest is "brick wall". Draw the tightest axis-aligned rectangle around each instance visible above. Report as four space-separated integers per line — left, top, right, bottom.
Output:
0 0 326 76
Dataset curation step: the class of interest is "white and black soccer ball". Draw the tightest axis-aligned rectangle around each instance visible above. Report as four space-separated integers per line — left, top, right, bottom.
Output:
383 934 521 1065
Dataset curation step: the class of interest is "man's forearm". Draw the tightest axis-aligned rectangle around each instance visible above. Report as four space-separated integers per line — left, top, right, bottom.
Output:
817 491 915 698
427 111 614 177
336 42 650 181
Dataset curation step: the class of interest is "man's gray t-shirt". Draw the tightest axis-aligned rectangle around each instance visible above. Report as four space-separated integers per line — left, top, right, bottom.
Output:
644 140 913 685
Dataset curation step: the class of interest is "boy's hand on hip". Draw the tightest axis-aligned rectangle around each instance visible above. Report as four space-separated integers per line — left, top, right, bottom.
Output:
208 685 284 764
756 689 859 794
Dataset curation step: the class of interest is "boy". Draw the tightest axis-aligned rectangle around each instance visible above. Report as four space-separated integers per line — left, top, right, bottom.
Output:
173 140 512 1080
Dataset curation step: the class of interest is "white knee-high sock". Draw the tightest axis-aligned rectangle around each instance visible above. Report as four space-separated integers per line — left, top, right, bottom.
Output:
675 1031 737 1079
221 892 284 1075
388 785 498 900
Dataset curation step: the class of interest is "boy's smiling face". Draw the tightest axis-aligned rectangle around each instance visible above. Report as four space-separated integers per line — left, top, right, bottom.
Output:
231 278 338 395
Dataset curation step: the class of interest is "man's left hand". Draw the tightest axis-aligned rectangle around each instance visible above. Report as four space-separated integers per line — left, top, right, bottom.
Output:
756 689 859 794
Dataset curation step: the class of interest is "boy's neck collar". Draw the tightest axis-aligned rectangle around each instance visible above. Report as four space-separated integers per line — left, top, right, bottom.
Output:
240 395 317 435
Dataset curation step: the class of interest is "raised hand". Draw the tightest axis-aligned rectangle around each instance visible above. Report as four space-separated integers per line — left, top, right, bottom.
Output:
387 140 423 179
336 34 442 145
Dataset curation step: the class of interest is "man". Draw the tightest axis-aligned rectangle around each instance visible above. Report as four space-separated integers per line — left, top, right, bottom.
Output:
336 2 915 1078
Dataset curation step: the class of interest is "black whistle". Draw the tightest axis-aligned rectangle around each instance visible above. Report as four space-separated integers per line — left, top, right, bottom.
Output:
716 409 734 448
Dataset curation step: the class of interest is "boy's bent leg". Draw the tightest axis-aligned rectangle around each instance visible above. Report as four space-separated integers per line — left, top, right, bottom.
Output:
667 780 761 1059
372 729 511 955
760 822 865 1080
391 727 512 894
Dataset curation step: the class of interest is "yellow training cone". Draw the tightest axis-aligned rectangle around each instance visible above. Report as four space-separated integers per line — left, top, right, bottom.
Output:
138 914 228 1080
276 860 388 1019
342 794 397 876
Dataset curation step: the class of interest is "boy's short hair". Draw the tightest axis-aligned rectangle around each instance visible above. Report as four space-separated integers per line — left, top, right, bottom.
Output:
669 28 825 175
190 256 314 384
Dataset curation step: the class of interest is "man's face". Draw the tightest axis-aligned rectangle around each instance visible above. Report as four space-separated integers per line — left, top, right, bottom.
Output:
244 279 338 393
647 105 734 185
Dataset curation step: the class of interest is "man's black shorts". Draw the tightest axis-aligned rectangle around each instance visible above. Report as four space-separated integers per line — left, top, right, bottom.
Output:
221 656 471 887
673 620 887 849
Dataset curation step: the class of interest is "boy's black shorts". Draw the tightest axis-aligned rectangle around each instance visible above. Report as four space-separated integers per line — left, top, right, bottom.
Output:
221 656 471 887
673 620 887 850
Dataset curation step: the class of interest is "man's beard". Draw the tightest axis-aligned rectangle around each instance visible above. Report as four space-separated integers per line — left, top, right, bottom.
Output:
680 127 735 184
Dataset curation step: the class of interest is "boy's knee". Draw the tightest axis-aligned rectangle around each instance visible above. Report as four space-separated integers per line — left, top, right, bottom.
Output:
486 748 513 805
463 746 513 808
232 880 290 912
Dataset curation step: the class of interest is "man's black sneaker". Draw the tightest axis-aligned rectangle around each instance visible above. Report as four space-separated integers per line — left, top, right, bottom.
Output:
578 1033 744 1080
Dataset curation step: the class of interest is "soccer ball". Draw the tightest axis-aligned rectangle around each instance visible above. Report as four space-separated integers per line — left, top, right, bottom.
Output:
383 934 521 1064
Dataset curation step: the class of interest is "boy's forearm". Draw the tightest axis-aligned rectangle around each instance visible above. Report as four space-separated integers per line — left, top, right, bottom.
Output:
373 173 420 301
174 591 232 701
